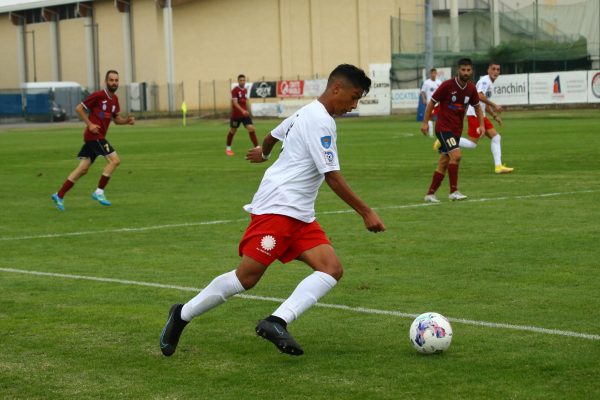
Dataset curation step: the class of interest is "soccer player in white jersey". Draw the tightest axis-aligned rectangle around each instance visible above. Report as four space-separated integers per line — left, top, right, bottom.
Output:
160 64 386 357
420 68 442 137
460 62 514 174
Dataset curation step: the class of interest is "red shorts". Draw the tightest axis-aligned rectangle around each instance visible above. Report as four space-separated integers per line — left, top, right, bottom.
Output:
238 214 331 266
467 116 494 138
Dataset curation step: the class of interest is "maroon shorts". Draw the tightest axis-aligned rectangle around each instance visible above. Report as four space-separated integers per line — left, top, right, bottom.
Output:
467 116 494 138
239 214 331 266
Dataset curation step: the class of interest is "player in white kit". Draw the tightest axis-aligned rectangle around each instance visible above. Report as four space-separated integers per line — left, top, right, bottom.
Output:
420 68 442 137
463 62 514 174
160 64 386 357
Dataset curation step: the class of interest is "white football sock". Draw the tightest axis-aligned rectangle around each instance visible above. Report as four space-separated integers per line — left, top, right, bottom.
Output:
491 134 502 166
180 270 245 322
272 271 337 324
226 146 232 151
459 137 477 149
94 188 104 195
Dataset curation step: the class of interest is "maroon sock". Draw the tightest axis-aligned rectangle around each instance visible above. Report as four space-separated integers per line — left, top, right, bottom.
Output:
98 174 110 190
248 130 259 147
427 171 445 195
448 163 459 193
57 179 75 198
226 132 235 146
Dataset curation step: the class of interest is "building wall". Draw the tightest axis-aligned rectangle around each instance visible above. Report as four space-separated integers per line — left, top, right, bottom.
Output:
58 18 89 87
0 0 399 110
0 20 19 88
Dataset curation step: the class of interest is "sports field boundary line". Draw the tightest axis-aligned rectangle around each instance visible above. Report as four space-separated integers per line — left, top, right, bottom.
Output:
1 189 597 242
1 267 598 341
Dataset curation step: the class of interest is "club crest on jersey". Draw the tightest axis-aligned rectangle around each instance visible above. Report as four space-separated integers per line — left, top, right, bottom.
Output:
324 151 335 165
452 95 457 102
320 135 332 149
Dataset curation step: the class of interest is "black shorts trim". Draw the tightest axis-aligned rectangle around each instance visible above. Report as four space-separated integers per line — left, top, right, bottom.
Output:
435 131 460 154
230 116 253 128
77 139 116 163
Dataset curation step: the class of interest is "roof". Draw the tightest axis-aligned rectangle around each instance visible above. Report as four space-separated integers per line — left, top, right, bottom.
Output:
0 0 82 13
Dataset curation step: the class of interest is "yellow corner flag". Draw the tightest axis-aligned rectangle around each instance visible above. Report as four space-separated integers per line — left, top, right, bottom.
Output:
181 101 187 127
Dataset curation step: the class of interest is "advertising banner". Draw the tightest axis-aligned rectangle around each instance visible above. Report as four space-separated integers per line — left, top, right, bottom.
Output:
303 79 327 97
277 80 304 97
250 81 277 98
529 71 587 104
356 80 391 116
491 74 528 105
391 89 420 109
251 103 278 117
587 70 600 103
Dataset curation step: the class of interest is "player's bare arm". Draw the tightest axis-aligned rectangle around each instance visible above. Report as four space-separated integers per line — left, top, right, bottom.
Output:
75 103 100 134
114 114 135 125
478 91 503 113
420 100 435 136
246 133 279 163
475 104 485 136
324 171 386 233
485 104 503 127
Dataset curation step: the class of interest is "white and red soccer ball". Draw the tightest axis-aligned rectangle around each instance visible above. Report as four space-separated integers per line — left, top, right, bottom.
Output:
409 312 453 354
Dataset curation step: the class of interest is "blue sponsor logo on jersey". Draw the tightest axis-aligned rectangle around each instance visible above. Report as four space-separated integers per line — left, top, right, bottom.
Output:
320 135 332 149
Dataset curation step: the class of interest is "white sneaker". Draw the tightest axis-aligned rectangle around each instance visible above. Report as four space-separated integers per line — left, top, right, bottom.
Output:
448 191 467 201
424 194 440 203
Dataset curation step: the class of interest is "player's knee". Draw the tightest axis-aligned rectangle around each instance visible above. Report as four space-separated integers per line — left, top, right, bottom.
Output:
110 157 121 167
79 167 89 176
238 275 258 290
451 153 462 163
322 261 344 281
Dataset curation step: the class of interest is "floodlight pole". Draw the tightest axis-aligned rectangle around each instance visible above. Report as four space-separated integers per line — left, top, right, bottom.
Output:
163 0 176 112
424 0 433 72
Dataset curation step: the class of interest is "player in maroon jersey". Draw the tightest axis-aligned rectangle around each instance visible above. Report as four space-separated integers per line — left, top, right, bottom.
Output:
226 74 259 156
51 70 135 211
421 58 484 203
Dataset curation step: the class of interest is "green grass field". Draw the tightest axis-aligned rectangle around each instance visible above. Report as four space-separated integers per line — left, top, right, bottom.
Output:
1 110 599 399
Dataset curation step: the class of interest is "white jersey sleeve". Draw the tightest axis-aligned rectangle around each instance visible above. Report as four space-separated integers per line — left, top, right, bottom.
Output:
305 119 339 174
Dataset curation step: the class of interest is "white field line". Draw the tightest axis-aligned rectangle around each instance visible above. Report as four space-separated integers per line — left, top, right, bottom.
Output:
1 267 599 341
0 189 597 242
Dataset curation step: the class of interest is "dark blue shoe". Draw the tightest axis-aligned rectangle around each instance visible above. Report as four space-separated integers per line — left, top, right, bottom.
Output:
160 304 188 357
256 319 304 356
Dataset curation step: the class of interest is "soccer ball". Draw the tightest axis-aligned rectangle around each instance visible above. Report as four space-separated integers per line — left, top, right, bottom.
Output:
409 312 453 354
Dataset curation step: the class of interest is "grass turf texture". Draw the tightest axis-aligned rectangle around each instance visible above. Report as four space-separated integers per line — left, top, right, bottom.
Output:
0 110 599 399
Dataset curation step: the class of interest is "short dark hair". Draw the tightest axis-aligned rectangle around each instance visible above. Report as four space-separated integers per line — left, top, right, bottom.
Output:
327 64 371 95
430 68 437 72
237 74 246 80
105 70 119 80
457 58 473 67
488 61 500 67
